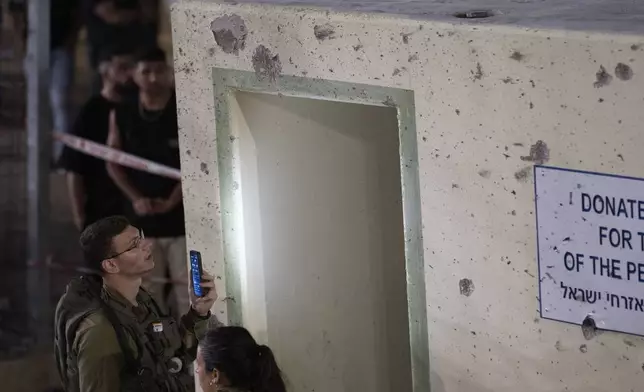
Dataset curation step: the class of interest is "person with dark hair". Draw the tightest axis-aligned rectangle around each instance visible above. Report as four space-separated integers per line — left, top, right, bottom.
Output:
106 46 187 317
196 327 288 392
59 45 136 233
54 215 221 392
83 0 159 93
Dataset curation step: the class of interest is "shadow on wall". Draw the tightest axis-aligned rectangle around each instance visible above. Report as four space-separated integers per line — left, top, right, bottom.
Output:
430 371 446 392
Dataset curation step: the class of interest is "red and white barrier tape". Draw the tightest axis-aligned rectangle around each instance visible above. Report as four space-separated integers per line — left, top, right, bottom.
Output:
54 132 181 180
47 134 186 285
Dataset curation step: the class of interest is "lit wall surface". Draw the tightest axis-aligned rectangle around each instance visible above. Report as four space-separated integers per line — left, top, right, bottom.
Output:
172 1 644 391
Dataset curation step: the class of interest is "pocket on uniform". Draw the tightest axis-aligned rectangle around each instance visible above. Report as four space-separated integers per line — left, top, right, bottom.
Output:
150 316 181 356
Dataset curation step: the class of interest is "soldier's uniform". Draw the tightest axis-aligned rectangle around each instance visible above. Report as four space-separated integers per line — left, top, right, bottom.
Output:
54 275 221 392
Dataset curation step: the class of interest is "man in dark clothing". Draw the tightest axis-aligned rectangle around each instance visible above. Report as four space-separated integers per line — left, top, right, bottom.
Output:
106 47 188 317
59 46 136 233
83 0 159 93
8 0 82 163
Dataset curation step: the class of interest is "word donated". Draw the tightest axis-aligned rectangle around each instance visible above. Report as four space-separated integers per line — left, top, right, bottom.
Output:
560 281 644 312
582 192 644 221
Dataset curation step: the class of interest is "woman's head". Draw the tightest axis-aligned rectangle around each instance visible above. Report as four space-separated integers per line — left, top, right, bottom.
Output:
196 326 287 392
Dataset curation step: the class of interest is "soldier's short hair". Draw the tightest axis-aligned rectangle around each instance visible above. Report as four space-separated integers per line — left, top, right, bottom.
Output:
80 216 131 273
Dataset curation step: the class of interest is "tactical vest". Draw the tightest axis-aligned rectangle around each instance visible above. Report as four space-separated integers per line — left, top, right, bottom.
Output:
54 275 194 392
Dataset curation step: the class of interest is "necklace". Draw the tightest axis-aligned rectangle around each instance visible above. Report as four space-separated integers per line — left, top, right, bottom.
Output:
138 100 167 122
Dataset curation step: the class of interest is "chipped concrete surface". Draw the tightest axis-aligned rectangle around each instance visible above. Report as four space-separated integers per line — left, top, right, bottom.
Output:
615 62 634 81
251 45 283 81
210 14 248 54
594 65 613 88
233 0 644 34
313 23 336 40
520 140 550 165
171 1 644 391
459 278 475 296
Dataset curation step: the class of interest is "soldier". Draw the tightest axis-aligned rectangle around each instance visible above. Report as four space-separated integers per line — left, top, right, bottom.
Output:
54 215 221 392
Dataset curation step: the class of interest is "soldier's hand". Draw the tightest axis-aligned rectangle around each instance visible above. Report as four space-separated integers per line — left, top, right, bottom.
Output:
190 272 218 317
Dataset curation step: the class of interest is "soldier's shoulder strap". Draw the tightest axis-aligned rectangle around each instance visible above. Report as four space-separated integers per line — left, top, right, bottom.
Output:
55 275 141 380
138 286 168 317
96 294 140 370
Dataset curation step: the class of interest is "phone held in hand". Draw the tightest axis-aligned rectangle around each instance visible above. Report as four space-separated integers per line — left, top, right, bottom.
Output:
190 250 207 297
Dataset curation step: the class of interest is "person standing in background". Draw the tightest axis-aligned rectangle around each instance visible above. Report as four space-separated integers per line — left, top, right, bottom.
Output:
106 47 188 318
8 0 82 165
59 45 136 235
82 0 158 94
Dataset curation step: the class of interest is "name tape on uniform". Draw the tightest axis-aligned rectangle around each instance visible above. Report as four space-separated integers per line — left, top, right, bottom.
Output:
54 132 181 180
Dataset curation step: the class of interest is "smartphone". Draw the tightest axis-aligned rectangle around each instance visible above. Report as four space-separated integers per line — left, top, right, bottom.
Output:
190 250 205 297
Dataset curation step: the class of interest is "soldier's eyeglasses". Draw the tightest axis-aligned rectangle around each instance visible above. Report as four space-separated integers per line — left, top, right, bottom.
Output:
106 228 145 259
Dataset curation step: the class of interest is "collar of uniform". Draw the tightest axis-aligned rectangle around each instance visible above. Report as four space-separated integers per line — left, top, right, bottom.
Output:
101 284 146 316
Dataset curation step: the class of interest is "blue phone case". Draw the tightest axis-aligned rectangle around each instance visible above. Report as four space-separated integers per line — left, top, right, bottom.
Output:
190 250 203 297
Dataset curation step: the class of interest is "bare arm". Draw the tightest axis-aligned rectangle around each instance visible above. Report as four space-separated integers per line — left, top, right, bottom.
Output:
168 183 182 206
106 110 154 216
66 173 86 230
106 110 141 202
155 183 182 212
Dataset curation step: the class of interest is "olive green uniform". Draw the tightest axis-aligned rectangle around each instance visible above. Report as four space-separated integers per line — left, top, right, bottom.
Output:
55 276 222 392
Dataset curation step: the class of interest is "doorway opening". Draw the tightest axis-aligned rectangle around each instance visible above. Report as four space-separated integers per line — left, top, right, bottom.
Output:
212 68 428 392
230 91 410 391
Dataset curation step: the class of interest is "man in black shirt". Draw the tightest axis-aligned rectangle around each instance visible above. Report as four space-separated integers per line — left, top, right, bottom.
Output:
83 0 158 94
60 46 136 232
106 47 188 317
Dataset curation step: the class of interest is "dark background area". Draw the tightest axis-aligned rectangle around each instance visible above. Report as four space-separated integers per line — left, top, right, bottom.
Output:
0 1 173 389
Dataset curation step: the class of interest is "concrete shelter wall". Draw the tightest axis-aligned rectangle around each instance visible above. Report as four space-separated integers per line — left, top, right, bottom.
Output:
171 1 644 391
